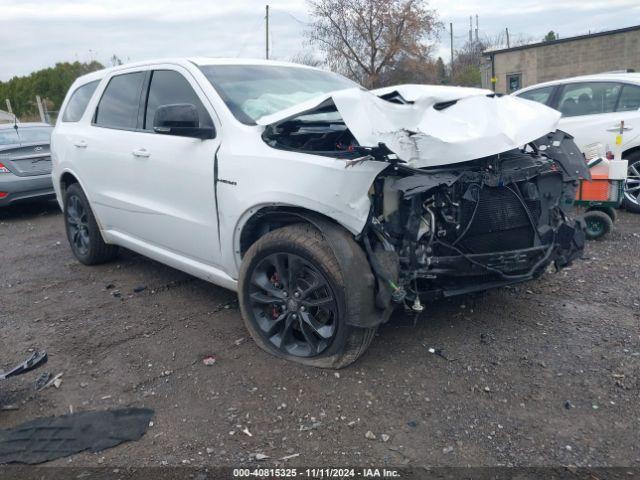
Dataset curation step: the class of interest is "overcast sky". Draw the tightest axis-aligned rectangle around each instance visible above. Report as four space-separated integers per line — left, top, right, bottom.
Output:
1 0 639 81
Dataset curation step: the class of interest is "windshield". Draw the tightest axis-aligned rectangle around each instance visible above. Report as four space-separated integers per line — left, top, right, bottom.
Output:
199 65 359 124
0 126 52 146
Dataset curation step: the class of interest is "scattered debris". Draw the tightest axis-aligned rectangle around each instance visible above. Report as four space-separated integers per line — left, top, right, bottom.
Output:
241 427 253 437
202 356 217 366
0 352 48 380
0 405 19 411
254 453 269 461
0 408 154 464
365 431 376 440
133 285 147 293
381 434 390 442
334 372 340 379
564 400 574 410
43 373 64 389
233 338 247 346
280 453 300 461
442 446 454 454
407 420 418 428
428 347 436 354
33 372 51 391
105 284 115 290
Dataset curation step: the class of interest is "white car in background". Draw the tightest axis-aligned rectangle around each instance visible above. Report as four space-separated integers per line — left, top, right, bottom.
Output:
514 73 640 212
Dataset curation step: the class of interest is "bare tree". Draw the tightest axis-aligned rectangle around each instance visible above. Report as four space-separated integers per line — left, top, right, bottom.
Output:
289 51 325 68
306 0 441 87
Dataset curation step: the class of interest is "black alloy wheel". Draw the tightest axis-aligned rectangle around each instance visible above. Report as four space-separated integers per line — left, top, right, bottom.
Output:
247 252 338 357
66 194 91 256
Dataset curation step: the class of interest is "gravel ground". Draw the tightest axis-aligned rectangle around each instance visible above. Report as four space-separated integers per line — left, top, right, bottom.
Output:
0 200 638 468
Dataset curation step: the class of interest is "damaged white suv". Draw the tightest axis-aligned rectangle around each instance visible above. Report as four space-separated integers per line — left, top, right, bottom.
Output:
52 59 587 368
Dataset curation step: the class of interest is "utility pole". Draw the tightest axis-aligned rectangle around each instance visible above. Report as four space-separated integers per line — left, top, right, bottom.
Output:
475 14 479 42
469 16 472 43
506 27 510 48
265 4 270 60
450 23 454 72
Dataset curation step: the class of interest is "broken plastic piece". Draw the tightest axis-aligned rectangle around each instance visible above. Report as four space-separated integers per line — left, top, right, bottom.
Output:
0 408 154 465
0 352 47 380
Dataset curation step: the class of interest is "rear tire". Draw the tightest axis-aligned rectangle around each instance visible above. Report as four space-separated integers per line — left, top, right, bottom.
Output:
583 210 613 240
238 223 376 369
64 183 119 265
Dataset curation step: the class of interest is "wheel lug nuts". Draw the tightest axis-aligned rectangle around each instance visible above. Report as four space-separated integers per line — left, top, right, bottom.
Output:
300 306 305 311
294 291 300 298
283 291 288 297
292 314 297 319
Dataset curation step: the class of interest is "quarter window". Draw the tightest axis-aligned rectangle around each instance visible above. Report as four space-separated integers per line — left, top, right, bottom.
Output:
62 80 100 122
557 82 621 117
94 72 145 129
616 84 640 112
517 86 554 105
144 70 212 130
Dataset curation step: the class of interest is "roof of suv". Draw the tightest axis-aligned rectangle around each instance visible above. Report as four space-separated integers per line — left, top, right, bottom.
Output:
515 72 640 95
72 58 320 86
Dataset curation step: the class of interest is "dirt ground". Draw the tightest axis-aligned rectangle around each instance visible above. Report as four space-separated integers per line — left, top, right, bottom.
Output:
0 200 638 468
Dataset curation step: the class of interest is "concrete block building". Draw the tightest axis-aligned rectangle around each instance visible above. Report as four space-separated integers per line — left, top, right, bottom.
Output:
482 25 640 93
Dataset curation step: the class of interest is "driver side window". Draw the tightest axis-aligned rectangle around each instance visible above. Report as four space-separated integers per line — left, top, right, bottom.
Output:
144 70 213 131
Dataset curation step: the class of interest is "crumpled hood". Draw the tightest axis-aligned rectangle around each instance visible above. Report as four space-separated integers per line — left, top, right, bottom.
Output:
257 84 561 168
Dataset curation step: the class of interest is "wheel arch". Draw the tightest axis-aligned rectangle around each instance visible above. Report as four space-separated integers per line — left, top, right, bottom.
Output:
236 205 393 330
237 205 356 260
59 171 80 205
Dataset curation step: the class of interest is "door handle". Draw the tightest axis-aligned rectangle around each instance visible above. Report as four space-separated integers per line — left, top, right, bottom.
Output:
73 140 88 148
132 148 150 158
606 125 633 132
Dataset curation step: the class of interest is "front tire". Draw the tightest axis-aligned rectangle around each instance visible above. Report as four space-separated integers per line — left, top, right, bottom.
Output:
238 224 376 369
64 183 119 265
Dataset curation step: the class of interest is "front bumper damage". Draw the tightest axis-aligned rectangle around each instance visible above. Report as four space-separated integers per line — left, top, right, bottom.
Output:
260 84 588 316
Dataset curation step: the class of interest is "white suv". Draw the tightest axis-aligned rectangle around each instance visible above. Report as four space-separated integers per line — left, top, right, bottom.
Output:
52 58 587 368
514 73 640 212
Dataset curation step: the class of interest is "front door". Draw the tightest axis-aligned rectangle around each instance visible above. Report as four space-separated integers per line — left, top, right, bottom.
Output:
118 67 221 265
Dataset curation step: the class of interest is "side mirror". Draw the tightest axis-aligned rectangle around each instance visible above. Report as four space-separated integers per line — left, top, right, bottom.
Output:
153 104 215 139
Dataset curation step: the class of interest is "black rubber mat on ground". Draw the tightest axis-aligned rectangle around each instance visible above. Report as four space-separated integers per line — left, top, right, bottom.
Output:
0 408 154 464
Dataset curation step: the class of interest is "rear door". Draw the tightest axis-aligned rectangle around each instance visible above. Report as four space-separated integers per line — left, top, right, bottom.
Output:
120 66 221 264
75 70 148 233
555 81 639 152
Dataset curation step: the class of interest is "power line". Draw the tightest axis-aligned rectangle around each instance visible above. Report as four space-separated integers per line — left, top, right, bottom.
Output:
235 13 266 57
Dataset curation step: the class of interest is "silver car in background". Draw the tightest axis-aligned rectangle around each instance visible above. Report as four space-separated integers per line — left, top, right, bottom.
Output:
0 122 54 206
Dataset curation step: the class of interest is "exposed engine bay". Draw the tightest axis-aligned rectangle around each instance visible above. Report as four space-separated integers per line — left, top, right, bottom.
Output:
261 88 589 311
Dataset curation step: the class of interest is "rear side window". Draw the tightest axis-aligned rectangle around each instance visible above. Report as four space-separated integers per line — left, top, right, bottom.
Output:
144 70 213 130
557 82 621 117
94 72 145 129
62 80 100 122
517 86 554 105
616 84 640 112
